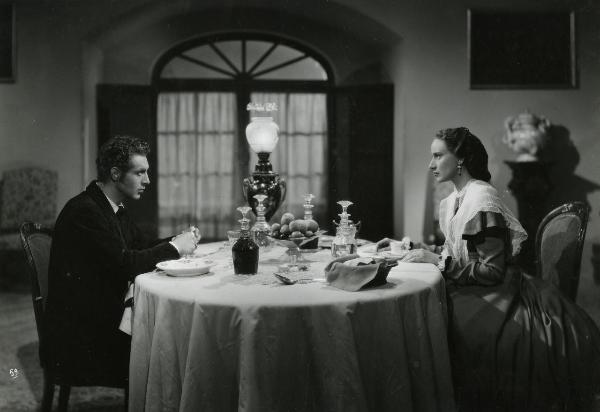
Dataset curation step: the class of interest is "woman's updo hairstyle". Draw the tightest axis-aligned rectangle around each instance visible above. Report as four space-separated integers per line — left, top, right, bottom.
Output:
435 127 491 182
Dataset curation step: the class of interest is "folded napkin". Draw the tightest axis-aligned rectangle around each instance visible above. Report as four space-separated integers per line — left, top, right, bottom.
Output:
324 254 396 292
118 282 134 335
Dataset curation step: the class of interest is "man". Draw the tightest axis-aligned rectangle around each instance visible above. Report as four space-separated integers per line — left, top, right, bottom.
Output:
46 135 197 385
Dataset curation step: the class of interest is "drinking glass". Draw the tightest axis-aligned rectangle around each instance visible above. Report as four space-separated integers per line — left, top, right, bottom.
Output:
227 230 241 246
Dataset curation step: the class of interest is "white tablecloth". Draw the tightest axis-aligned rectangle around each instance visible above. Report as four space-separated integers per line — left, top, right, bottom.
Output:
129 243 454 411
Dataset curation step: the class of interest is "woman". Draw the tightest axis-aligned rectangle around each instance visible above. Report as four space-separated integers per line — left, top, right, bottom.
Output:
379 127 600 411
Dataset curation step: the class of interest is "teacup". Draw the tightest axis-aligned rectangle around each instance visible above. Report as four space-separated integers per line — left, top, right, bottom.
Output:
390 240 410 255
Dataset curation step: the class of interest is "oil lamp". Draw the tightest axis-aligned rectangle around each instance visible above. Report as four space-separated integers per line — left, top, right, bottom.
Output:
242 102 287 221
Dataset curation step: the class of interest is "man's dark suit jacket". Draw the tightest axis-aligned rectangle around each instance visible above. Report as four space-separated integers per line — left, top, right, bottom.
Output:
46 181 179 384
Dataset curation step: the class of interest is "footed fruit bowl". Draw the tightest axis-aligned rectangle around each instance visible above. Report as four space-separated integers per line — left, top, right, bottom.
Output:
271 230 327 250
270 230 326 271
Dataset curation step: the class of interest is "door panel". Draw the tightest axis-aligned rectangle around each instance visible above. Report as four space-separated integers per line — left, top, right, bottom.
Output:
332 84 394 241
97 84 158 238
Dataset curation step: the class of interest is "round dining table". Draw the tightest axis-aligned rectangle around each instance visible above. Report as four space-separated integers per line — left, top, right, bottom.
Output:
128 242 455 412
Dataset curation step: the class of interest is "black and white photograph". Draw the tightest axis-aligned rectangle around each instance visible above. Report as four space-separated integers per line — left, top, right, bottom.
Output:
1 0 600 411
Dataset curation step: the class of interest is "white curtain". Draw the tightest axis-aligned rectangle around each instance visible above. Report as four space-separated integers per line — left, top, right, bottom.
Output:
157 92 237 239
250 93 328 224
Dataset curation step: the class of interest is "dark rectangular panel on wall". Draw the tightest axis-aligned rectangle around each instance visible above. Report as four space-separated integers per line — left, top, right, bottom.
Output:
469 9 576 89
97 84 158 238
332 84 394 242
0 3 15 82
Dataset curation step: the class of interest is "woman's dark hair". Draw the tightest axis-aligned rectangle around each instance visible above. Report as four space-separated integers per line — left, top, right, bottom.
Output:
96 135 150 182
435 127 491 182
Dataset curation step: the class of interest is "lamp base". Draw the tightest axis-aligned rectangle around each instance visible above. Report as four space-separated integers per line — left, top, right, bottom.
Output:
243 171 286 221
254 152 274 173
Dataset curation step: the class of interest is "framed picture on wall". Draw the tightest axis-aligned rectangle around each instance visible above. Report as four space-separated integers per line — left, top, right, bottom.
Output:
468 9 576 89
0 3 15 82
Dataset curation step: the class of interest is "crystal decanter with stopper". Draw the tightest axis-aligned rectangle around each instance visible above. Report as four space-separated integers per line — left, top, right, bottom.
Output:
250 194 271 248
332 200 358 258
232 206 259 275
303 193 315 221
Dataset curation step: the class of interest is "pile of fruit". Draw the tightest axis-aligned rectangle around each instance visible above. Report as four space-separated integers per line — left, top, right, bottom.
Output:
270 212 320 240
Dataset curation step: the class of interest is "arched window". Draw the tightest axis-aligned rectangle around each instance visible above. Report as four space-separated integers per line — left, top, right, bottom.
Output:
153 35 332 239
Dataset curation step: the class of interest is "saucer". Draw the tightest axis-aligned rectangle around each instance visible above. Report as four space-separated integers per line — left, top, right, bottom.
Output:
379 250 409 260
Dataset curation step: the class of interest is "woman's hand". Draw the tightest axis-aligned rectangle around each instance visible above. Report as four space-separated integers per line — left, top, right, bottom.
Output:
400 248 439 264
375 237 393 252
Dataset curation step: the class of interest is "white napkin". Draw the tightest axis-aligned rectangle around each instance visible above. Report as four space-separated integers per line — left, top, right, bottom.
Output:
344 257 376 267
118 282 134 336
357 243 377 254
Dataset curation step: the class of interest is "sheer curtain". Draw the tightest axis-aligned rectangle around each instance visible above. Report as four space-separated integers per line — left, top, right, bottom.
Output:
250 93 328 223
157 92 238 239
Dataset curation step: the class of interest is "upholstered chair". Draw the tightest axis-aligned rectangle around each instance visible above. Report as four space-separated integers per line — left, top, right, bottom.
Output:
0 167 57 232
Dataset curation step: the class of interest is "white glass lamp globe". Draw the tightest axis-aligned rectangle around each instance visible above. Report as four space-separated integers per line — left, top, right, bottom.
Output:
245 117 279 153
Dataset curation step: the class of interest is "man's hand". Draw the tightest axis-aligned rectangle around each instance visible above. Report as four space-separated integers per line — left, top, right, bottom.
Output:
171 231 197 256
190 226 202 244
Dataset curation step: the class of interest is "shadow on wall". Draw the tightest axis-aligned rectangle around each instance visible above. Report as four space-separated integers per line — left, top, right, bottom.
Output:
543 125 600 285
543 125 600 211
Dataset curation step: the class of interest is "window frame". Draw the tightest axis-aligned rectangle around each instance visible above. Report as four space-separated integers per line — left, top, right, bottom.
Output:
152 33 335 232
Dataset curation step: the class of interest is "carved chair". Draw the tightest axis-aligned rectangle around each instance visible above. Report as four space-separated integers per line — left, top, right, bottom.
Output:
535 202 590 301
20 222 128 412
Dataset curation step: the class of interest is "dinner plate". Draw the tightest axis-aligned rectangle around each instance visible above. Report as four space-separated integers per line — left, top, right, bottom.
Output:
156 258 216 277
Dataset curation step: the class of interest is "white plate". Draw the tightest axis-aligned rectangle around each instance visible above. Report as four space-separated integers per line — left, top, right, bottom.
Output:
156 258 216 277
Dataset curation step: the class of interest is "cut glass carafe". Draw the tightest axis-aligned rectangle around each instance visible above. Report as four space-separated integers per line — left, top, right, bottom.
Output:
332 200 358 258
250 194 271 248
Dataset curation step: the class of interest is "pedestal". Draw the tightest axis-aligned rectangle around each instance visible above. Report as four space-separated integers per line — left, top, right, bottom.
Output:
505 161 552 275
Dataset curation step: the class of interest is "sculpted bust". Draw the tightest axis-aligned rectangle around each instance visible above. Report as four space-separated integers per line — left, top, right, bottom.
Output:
503 111 551 162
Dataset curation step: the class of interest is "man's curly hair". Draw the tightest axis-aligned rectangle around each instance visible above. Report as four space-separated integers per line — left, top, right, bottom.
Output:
96 135 150 182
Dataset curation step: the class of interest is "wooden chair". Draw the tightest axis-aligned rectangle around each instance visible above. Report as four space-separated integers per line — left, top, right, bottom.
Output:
19 221 128 412
535 202 590 301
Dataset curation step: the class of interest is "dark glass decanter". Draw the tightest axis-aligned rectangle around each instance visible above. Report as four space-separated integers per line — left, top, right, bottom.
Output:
232 206 259 275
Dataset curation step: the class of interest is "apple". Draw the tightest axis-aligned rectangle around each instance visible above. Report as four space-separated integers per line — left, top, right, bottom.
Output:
306 219 319 232
289 219 308 234
281 212 295 226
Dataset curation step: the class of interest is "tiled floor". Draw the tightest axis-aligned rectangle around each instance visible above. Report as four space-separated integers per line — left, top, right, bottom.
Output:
0 292 124 412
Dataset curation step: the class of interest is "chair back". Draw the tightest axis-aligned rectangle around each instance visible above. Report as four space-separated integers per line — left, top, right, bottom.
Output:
20 221 53 365
535 202 589 301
